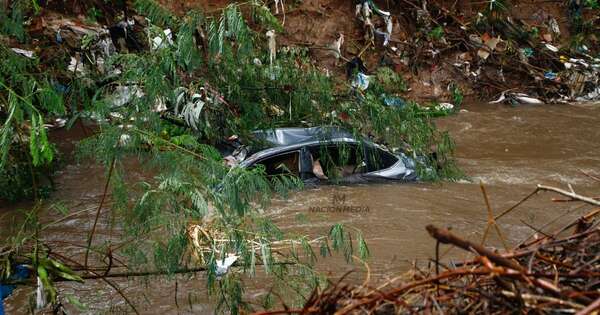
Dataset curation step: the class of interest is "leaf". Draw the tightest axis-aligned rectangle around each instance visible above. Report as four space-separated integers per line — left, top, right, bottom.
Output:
37 265 57 303
319 239 331 257
50 202 69 216
357 233 370 260
301 237 316 264
53 270 84 283
65 294 88 311
329 224 344 251
41 258 84 282
134 0 173 27
260 241 270 274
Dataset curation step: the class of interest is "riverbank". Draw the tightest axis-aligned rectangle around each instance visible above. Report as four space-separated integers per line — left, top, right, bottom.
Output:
156 0 600 103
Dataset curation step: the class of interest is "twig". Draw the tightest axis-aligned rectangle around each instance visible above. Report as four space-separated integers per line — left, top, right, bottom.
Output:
579 169 600 182
537 184 600 207
495 188 539 221
426 225 524 272
84 156 116 268
480 182 509 250
576 296 600 315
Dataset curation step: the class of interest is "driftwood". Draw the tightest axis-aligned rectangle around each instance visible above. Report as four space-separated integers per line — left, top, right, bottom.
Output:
262 184 600 314
425 225 524 272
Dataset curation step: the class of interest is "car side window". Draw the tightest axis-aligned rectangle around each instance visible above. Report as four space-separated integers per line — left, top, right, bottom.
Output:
255 151 300 176
306 143 365 180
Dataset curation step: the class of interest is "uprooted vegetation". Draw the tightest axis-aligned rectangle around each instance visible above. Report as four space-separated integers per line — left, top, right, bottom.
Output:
0 0 463 201
0 0 461 313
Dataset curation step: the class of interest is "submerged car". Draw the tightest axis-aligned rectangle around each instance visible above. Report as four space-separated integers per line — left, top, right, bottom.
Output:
232 127 419 184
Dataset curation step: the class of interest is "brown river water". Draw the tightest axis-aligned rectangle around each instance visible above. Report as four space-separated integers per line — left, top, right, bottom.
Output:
2 102 600 314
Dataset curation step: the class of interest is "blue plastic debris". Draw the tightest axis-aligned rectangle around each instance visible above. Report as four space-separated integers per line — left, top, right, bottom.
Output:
382 94 406 108
544 71 557 80
56 29 63 44
352 72 371 91
522 47 534 57
1 265 30 315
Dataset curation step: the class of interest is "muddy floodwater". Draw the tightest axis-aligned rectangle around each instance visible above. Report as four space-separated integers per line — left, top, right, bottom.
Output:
2 103 600 314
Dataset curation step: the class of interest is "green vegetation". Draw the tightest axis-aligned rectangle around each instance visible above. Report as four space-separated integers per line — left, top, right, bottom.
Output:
1 0 462 313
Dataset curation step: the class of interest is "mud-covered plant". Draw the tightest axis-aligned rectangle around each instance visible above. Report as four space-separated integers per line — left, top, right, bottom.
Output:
450 83 464 107
372 67 408 94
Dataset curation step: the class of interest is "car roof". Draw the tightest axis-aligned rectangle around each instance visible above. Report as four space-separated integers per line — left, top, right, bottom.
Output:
252 126 357 148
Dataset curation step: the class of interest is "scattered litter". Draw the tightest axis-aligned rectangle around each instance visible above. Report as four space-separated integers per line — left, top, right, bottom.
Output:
67 56 86 74
43 118 67 129
118 133 132 146
576 87 600 101
382 95 406 108
544 43 559 52
329 33 344 59
36 276 46 310
266 30 277 66
544 71 557 81
273 0 285 16
181 93 205 131
154 97 167 113
152 29 173 50
10 48 35 59
384 15 393 39
548 17 560 36
1 265 29 314
374 28 390 46
490 92 543 105
417 102 454 116
346 57 368 79
110 85 144 108
47 18 109 49
484 36 502 51
224 146 248 167
468 34 482 46
477 49 490 60
518 47 534 63
55 29 63 43
215 254 238 278
542 33 553 43
436 103 454 111
352 72 371 91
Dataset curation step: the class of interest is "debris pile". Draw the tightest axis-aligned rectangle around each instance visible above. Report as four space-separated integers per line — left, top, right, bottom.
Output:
261 183 600 314
345 0 600 104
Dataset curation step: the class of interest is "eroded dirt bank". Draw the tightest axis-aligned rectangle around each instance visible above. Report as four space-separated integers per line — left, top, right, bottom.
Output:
160 0 599 103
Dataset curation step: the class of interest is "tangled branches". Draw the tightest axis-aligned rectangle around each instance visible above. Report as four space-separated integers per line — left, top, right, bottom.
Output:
260 183 600 314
